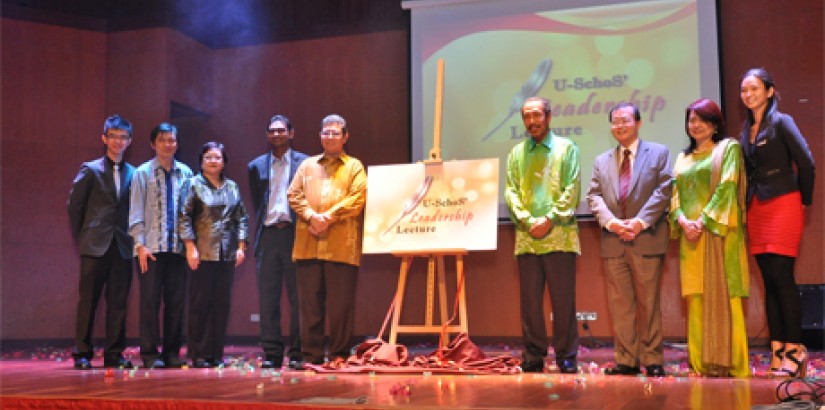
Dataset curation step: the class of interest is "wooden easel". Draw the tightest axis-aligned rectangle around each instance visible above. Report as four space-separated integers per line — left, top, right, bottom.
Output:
387 249 468 346
386 59 469 346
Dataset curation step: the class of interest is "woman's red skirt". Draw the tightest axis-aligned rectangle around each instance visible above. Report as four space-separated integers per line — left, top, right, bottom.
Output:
747 191 804 257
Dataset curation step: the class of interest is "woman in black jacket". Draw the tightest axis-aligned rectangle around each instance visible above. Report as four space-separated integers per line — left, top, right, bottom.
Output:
739 68 815 378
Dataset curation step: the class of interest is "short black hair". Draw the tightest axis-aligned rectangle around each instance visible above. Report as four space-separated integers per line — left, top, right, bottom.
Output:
102 114 132 136
199 141 228 171
150 122 177 144
608 102 641 122
269 114 293 131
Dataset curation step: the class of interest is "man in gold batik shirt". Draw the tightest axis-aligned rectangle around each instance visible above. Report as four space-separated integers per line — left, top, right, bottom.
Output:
288 114 367 369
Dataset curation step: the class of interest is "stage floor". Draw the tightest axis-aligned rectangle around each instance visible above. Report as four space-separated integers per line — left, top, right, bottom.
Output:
1 344 823 409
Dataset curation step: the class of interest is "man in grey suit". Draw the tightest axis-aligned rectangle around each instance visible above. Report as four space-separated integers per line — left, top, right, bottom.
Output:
586 103 672 377
248 114 308 369
67 114 136 369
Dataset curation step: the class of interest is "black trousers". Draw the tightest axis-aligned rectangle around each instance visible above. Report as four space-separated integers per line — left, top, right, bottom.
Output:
187 261 234 361
138 252 188 362
256 225 300 358
295 260 358 363
517 252 579 362
756 253 802 343
74 241 133 359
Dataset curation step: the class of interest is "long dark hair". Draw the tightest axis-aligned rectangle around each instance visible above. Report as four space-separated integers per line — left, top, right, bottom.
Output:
683 98 726 155
740 67 779 124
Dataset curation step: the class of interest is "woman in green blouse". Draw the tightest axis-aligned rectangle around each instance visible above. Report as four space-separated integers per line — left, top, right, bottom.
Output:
670 99 749 378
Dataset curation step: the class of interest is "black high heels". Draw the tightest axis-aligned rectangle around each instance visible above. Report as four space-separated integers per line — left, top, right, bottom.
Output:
769 345 784 373
774 345 808 378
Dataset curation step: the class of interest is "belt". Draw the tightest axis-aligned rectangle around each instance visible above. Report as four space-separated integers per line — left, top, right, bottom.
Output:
266 221 291 229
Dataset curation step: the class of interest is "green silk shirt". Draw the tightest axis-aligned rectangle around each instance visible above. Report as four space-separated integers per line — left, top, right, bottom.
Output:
505 132 581 256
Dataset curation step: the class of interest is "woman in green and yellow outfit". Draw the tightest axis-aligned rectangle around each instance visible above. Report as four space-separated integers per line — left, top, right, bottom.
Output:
670 98 750 378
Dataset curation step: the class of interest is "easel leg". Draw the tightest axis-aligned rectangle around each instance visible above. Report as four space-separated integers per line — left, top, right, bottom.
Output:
425 256 435 326
456 254 469 334
389 256 413 345
436 256 449 344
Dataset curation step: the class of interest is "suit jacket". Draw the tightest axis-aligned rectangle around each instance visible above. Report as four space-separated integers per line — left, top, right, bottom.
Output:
67 156 135 258
247 149 309 256
587 140 672 257
739 105 816 205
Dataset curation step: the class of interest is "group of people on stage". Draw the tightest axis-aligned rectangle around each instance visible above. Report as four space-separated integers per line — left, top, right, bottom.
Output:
67 66 814 379
507 67 814 379
68 113 365 371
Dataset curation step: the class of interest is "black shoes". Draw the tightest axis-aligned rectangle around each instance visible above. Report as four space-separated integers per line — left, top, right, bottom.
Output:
74 357 92 370
192 358 212 368
192 358 226 369
192 358 225 368
144 359 166 369
605 364 641 376
645 364 666 377
521 360 545 373
521 359 577 373
604 364 665 376
287 355 303 370
163 356 185 368
291 359 325 371
142 356 186 369
103 357 134 369
75 355 134 369
261 355 284 369
557 359 578 374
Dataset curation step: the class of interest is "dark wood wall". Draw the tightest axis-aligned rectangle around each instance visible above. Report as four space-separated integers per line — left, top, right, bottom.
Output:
1 0 822 345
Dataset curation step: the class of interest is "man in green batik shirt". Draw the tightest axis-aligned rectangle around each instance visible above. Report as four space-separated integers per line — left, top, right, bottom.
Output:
505 97 581 374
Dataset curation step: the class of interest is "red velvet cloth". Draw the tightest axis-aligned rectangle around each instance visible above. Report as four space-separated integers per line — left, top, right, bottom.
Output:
309 333 521 374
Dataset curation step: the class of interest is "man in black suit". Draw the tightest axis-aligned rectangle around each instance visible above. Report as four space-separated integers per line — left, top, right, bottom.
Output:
67 114 136 369
248 115 308 369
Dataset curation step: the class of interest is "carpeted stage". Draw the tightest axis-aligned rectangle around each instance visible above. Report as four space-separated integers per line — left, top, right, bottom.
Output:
1 344 823 409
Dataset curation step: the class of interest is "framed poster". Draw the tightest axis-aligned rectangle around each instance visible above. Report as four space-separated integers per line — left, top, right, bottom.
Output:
363 158 499 254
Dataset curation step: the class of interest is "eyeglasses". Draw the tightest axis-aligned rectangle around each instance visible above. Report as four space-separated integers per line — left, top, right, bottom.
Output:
320 130 343 138
267 128 288 134
155 136 177 144
610 118 634 126
106 133 131 141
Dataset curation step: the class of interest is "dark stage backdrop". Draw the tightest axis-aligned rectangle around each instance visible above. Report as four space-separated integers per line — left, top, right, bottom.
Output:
1 0 822 345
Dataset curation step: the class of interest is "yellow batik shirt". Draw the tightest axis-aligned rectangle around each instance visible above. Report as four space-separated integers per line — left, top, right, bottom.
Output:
288 153 367 266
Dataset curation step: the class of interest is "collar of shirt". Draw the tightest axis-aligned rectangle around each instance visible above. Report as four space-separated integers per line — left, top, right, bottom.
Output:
617 139 640 160
105 156 122 169
318 152 349 165
270 148 292 166
198 173 225 189
526 132 554 152
151 157 182 175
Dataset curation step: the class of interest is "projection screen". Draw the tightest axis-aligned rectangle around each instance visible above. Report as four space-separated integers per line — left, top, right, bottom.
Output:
403 0 721 217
